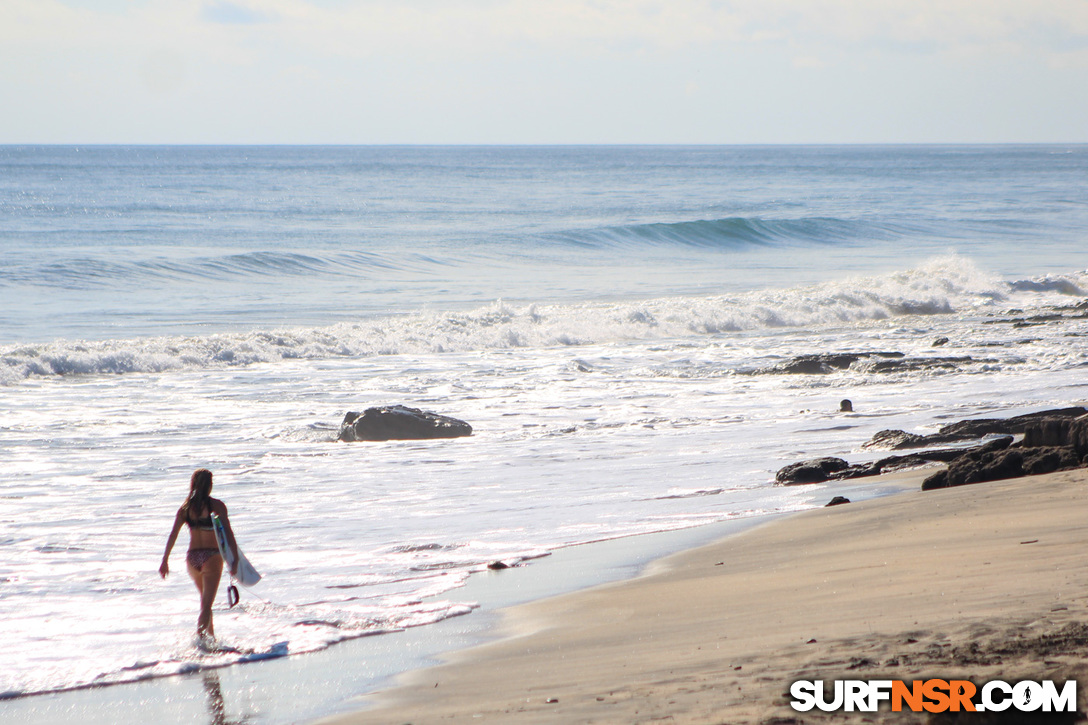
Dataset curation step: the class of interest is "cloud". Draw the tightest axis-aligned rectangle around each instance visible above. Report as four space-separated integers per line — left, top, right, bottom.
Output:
7 1 1088 62
201 1 274 25
792 55 825 70
139 48 188 93
1 0 1086 143
256 1 1088 54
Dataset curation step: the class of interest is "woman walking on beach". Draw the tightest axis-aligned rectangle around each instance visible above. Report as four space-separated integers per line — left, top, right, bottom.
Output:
160 468 238 642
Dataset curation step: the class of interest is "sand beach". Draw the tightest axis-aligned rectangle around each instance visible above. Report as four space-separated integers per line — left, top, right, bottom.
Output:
323 468 1088 724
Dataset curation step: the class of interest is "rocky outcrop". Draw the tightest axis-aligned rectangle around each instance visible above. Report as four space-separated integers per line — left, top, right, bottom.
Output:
766 353 902 375
921 416 1088 490
761 352 987 376
1022 415 1088 452
338 406 473 442
863 407 1088 450
937 407 1086 438
776 408 1088 489
983 298 1088 328
775 445 991 485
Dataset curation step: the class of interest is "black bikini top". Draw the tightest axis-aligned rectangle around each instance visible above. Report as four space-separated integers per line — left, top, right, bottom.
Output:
187 513 214 531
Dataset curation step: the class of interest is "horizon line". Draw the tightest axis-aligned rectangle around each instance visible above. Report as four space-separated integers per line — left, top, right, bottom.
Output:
2 141 1086 148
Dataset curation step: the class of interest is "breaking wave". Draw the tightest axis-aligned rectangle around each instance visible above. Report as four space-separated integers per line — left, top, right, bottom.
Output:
0 216 904 291
0 250 438 290
2 257 1082 384
550 216 906 250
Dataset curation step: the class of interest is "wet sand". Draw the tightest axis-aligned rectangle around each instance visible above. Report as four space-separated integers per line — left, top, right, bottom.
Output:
321 468 1088 724
0 501 780 725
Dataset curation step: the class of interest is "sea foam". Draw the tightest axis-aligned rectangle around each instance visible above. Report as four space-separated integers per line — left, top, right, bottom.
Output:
3 257 1078 385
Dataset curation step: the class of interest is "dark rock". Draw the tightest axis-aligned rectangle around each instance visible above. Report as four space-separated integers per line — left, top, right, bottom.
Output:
933 336 949 346
775 457 849 485
1012 313 1066 327
830 461 884 479
833 445 1001 483
937 407 1087 438
1022 446 1081 475
839 399 853 412
923 432 1086 491
865 408 1088 450
865 429 968 449
884 447 981 466
773 354 859 374
862 429 928 450
920 470 948 490
487 561 510 570
339 405 473 442
922 448 1024 490
970 449 1025 483
934 417 1014 438
1078 420 1088 460
850 439 1009 476
766 352 903 375
978 435 1015 454
862 355 975 373
1021 415 1088 460
814 436 1017 487
759 351 996 376
783 439 1016 487
1022 418 1076 448
781 409 1088 492
825 496 850 507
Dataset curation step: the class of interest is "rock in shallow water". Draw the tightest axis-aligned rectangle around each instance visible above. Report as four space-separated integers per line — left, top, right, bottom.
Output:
338 405 473 442
775 457 850 485
764 352 903 375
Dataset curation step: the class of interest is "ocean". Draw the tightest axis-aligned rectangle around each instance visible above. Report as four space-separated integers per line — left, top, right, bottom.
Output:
2 145 1087 713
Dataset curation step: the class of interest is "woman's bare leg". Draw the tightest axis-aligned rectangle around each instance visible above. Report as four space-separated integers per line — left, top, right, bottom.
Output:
187 562 204 615
189 555 224 639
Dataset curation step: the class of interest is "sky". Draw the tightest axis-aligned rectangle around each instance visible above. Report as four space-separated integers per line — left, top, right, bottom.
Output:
2 0 1087 144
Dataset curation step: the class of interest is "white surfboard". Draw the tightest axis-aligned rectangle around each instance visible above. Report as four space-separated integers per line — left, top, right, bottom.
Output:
211 512 261 587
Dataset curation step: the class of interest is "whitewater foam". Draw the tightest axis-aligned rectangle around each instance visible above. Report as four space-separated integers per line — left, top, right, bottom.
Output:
5 257 1067 385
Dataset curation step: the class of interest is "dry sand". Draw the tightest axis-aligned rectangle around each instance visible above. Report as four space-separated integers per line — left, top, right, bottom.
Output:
322 468 1088 724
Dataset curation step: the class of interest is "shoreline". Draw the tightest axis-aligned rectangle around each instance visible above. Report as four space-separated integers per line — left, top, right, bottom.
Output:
0 474 914 724
2 525 752 725
320 467 1088 724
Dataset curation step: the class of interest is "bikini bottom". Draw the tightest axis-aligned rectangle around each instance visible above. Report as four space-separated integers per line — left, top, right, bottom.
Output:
186 548 221 572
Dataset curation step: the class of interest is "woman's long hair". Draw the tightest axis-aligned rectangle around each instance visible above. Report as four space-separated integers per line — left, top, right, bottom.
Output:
181 468 213 524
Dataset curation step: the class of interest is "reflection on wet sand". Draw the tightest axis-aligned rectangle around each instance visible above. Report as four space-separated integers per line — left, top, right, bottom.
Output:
201 671 248 725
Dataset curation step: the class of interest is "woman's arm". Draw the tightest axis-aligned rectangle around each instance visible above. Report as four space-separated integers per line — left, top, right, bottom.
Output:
160 508 185 578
